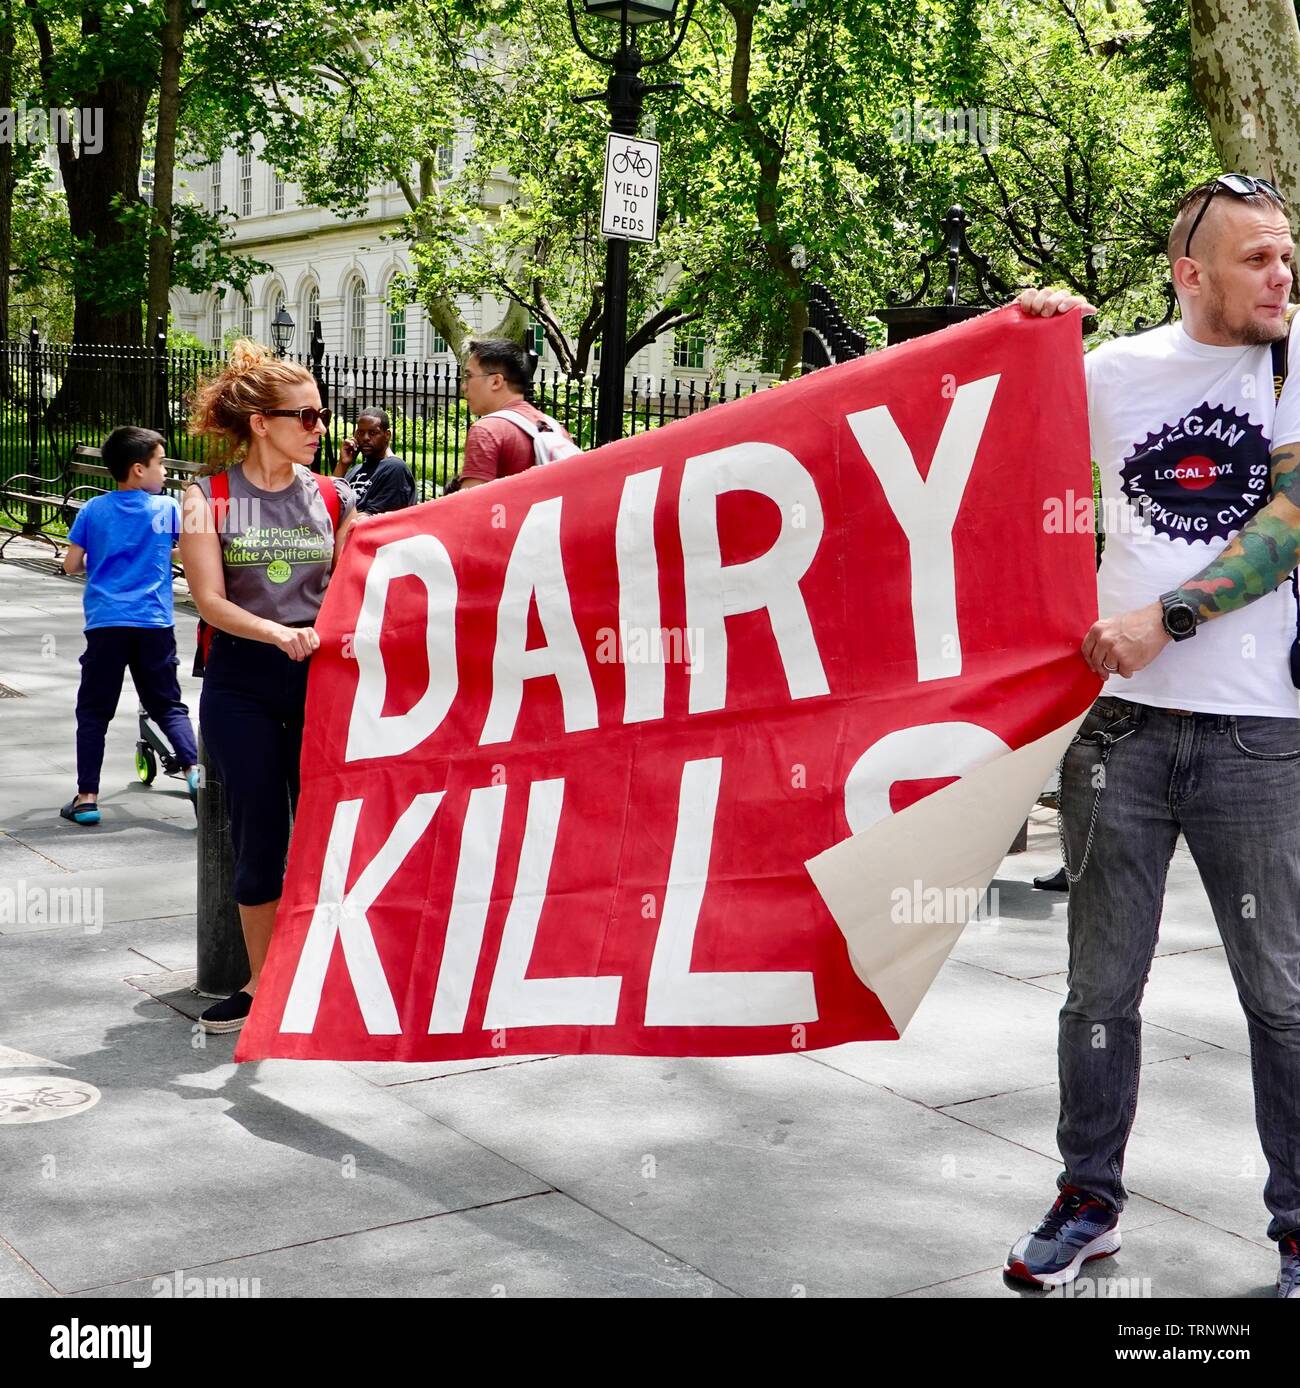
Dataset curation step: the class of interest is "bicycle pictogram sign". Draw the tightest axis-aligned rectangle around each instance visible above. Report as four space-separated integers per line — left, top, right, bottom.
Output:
611 148 654 179
601 134 661 244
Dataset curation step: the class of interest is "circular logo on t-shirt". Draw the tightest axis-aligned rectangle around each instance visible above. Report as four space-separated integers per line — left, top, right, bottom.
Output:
266 559 292 584
1119 403 1271 544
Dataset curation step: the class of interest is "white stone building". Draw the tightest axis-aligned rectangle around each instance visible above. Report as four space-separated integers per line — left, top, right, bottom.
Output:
169 138 756 388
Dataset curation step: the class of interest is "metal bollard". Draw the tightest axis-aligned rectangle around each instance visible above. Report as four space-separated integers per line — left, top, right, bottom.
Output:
195 734 247 997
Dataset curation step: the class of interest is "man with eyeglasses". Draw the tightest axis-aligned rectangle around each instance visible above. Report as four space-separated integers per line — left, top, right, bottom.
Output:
1008 174 1300 1298
457 338 574 489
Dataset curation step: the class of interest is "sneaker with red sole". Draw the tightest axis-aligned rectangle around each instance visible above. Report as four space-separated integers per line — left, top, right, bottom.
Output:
1005 1185 1121 1288
1279 1231 1300 1299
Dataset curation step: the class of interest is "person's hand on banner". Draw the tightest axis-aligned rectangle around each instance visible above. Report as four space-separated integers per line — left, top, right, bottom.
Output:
1016 288 1098 317
1081 601 1169 677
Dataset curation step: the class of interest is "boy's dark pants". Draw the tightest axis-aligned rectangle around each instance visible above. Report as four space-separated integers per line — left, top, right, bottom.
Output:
76 626 197 794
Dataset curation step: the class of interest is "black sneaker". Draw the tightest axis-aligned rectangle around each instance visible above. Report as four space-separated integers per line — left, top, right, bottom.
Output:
199 990 253 1034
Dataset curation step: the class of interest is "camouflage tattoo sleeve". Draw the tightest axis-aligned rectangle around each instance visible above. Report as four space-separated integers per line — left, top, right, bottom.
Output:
1175 444 1300 619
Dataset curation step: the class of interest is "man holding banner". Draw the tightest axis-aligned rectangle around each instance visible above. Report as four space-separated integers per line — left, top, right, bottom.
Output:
1008 175 1300 1299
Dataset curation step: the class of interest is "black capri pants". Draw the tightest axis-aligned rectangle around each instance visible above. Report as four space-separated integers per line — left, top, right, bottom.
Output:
199 632 310 906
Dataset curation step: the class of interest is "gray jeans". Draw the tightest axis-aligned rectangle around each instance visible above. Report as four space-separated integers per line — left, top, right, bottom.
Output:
1059 695 1300 1242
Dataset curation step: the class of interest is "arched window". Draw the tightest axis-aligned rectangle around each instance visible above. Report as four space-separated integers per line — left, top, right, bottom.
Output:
428 323 448 356
436 136 454 179
387 281 407 357
302 283 320 343
238 292 253 339
347 278 366 358
209 293 223 348
239 150 253 217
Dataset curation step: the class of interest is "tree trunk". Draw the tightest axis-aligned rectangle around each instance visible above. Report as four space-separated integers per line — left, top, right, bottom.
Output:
45 74 150 423
726 0 807 378
1189 0 1300 220
146 0 185 342
421 276 526 358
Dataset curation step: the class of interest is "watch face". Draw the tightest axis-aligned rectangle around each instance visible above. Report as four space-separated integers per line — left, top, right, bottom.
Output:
1166 603 1197 637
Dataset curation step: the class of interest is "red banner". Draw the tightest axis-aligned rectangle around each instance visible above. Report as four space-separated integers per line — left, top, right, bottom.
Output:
235 305 1096 1063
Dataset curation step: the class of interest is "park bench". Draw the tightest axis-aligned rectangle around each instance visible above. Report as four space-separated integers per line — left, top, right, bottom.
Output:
0 443 203 564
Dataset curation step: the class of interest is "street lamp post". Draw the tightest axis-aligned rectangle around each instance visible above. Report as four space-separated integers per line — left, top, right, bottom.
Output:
271 305 296 358
567 0 695 446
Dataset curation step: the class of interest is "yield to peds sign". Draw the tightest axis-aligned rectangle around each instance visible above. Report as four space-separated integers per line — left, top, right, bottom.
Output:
601 134 659 242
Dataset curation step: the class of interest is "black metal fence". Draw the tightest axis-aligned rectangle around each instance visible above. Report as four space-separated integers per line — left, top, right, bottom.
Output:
0 325 773 504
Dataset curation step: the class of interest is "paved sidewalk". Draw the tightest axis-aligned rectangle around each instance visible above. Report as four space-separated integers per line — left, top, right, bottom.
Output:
0 551 1283 1298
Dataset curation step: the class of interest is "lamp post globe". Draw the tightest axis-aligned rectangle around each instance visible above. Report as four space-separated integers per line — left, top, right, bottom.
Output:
583 1 678 22
271 305 296 358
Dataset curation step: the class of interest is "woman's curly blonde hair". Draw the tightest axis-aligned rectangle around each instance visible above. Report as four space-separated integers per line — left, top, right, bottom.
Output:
188 338 319 469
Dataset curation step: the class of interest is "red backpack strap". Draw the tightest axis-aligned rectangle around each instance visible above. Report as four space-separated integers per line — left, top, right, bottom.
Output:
209 469 230 532
312 472 341 531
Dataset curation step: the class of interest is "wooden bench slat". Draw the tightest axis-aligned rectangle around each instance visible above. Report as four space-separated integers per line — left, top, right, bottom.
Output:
2 444 199 551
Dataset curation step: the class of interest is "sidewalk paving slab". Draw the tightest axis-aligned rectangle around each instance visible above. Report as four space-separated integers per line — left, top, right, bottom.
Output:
0 862 196 934
0 1019 552 1292
807 958 1219 1109
387 1051 1175 1299
6 820 196 876
67 1191 729 1299
343 1056 561 1086
0 1245 53 1299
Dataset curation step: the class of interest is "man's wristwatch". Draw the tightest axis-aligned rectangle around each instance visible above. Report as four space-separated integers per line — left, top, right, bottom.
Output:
1159 590 1199 641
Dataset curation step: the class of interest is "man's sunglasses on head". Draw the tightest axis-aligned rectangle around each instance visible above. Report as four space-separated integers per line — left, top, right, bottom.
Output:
1182 173 1286 259
259 406 331 430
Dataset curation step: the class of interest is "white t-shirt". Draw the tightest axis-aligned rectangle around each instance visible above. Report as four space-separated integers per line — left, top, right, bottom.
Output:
1086 317 1300 716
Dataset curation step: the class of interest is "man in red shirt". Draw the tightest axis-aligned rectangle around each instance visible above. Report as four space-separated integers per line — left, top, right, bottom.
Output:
458 338 574 488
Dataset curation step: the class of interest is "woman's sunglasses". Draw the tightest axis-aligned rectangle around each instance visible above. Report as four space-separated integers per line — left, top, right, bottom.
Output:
259 406 331 430
1182 174 1286 259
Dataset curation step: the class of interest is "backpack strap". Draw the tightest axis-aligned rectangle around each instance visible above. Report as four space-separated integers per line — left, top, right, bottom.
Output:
194 469 229 676
1268 307 1300 624
209 468 340 531
493 408 544 440
312 471 341 532
1271 304 1299 403
208 469 230 531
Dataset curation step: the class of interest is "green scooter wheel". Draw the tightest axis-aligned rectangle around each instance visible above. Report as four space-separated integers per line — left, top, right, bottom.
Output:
134 744 157 785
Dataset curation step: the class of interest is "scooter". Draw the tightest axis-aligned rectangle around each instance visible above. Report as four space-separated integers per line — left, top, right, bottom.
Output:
133 707 188 788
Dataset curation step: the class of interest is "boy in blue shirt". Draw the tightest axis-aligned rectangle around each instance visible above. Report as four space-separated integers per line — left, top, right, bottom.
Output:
61 426 199 825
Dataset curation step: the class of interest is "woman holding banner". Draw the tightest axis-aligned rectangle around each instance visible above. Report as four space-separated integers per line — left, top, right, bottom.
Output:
179 341 357 1035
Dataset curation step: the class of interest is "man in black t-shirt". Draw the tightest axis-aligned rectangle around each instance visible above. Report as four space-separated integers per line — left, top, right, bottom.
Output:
334 407 417 513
